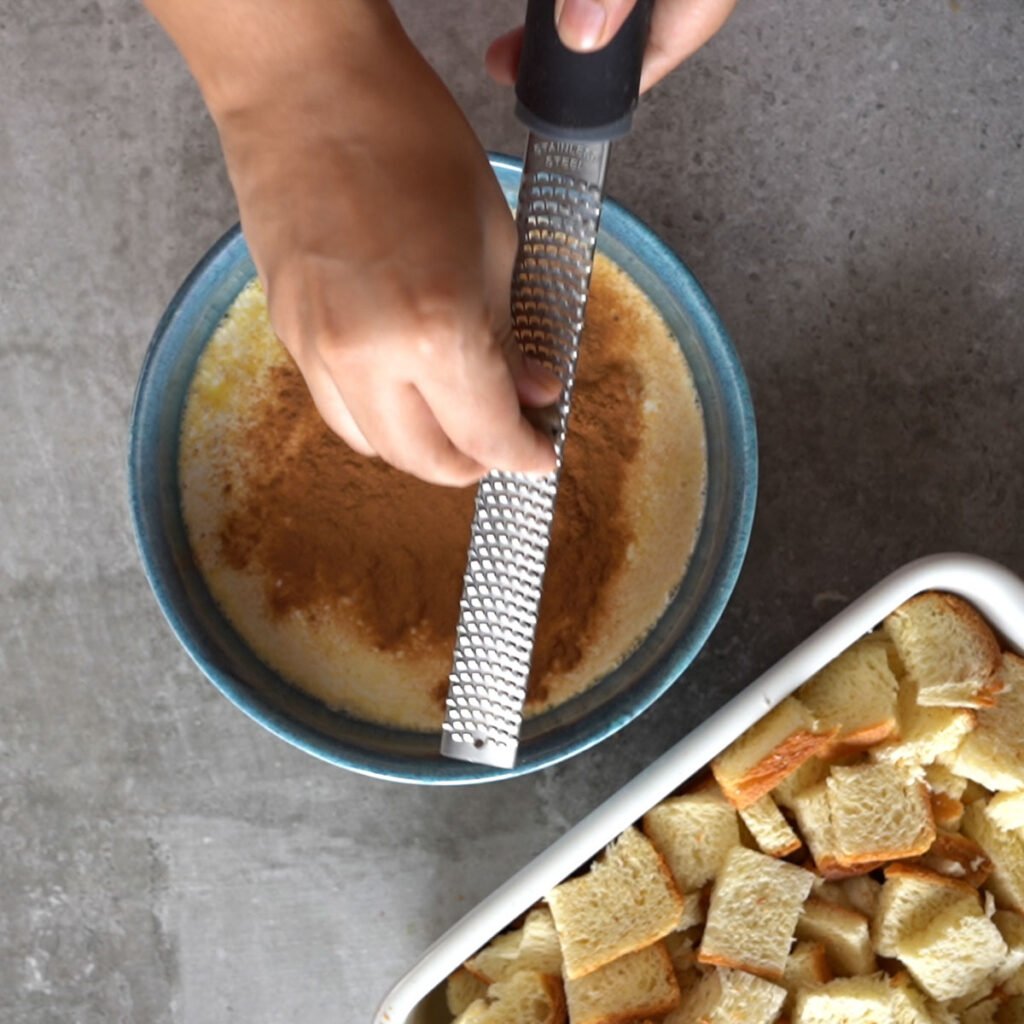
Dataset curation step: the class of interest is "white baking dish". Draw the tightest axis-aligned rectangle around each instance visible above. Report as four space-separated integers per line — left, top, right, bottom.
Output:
374 553 1024 1024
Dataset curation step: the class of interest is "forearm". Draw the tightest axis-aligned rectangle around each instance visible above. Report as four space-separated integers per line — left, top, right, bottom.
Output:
143 0 397 119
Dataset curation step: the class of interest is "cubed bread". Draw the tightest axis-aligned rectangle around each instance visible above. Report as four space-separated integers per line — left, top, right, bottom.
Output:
896 896 1008 1002
642 786 740 895
959 998 1002 1024
517 907 563 979
739 793 803 858
698 846 815 981
914 830 992 888
929 791 965 831
711 697 836 810
772 757 831 811
888 972 950 1024
663 967 786 1024
547 826 683 980
783 941 832 1003
792 974 895 1024
663 931 702 997
961 800 1024 912
884 592 1003 708
992 909 1024 987
447 968 489 1016
926 762 968 801
987 790 1024 831
948 652 1024 792
871 862 979 957
453 970 566 1024
795 898 877 977
798 634 900 751
870 672 976 769
563 942 680 1024
839 875 883 920
789 780 884 879
465 929 524 984
826 763 936 864
677 889 707 931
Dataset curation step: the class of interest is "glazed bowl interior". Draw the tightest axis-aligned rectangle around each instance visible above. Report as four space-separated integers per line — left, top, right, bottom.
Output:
128 154 757 784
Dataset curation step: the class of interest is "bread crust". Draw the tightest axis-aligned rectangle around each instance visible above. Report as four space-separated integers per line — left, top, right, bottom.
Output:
716 729 838 810
914 830 993 888
696 949 786 983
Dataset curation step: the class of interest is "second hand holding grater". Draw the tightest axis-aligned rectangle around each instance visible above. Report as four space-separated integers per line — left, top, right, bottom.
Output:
442 0 653 769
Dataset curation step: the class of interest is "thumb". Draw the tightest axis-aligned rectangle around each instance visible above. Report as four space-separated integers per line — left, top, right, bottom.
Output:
499 324 564 408
555 0 639 53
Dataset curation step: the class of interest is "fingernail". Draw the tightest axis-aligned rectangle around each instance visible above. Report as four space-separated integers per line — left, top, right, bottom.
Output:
556 0 607 51
518 359 563 406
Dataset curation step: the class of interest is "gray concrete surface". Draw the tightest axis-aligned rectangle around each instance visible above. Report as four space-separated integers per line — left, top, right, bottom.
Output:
2 1 1021 1021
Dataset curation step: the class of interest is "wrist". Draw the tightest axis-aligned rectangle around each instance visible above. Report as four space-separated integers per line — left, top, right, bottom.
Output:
147 0 399 122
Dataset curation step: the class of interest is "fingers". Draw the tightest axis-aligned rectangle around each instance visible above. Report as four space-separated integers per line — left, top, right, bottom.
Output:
555 0 639 53
640 0 738 91
300 354 377 457
484 27 522 87
485 0 738 93
415 329 558 478
345 382 488 488
498 321 564 408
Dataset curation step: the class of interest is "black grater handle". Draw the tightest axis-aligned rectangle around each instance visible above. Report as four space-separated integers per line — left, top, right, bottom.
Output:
515 0 653 142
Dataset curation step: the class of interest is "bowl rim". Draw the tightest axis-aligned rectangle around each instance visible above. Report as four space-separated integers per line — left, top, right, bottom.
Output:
127 152 758 784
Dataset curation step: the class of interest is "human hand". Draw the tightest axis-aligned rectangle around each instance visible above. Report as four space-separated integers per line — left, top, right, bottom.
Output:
153 0 559 487
486 0 738 94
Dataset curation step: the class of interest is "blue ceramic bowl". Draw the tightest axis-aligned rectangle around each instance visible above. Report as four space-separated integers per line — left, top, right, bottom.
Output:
128 154 757 784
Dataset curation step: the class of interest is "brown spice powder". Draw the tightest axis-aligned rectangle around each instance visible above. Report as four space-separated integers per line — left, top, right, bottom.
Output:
218 270 646 707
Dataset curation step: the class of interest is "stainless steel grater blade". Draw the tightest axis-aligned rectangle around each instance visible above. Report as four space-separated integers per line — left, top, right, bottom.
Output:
441 137 609 769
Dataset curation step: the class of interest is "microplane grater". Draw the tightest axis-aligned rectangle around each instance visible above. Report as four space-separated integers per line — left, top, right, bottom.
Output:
440 138 609 769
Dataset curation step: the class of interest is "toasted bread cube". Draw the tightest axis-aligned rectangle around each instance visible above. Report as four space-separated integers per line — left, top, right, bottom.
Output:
962 800 1024 912
809 876 882 919
914 830 992 888
643 787 740 893
772 757 831 811
795 898 876 977
926 762 968 800
517 907 563 979
870 672 976 769
739 793 803 858
826 763 936 865
792 974 895 1024
988 790 1024 831
784 940 832 994
677 888 707 931
664 967 786 1024
789 780 884 879
949 653 1024 792
465 929 523 984
564 942 680 1024
993 910 1024 987
959 999 1001 1024
929 791 965 830
711 697 836 810
789 781 840 876
871 862 979 957
453 970 565 1024
663 931 703 997
698 846 815 981
798 634 900 751
547 826 683 980
884 592 1003 708
447 968 489 1017
839 875 883 920
888 972 950 1024
896 899 1008 1002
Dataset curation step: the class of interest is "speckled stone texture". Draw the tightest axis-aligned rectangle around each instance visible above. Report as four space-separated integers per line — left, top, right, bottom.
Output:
1 1 1021 1021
